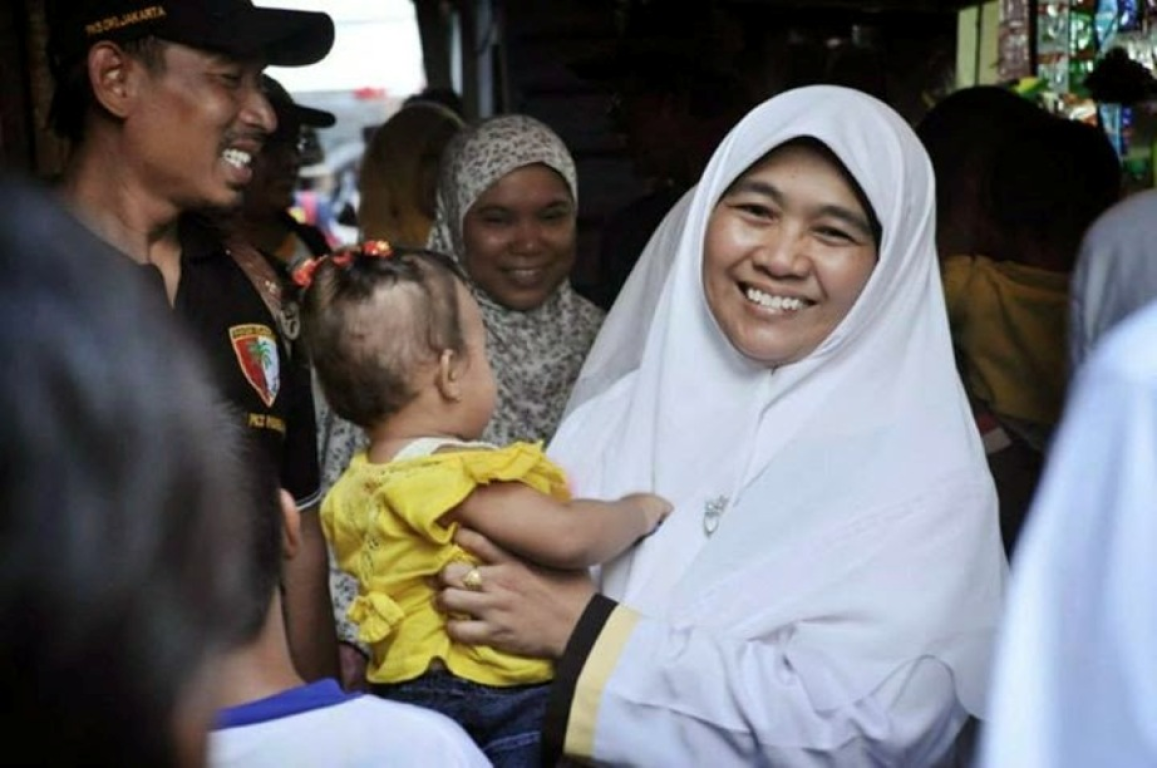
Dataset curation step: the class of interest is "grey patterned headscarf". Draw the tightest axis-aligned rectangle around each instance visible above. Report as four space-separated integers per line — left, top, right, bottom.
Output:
429 113 579 256
428 114 604 445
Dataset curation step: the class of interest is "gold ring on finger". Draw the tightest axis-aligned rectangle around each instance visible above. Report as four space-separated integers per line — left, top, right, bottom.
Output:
462 567 483 591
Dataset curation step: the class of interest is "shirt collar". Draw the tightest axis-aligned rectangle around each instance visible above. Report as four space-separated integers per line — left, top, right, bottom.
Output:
214 679 357 730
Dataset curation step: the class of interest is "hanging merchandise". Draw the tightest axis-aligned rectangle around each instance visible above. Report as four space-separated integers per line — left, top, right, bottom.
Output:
1095 0 1119 44
1094 0 1124 152
1099 0 1153 185
1110 0 1154 74
1121 0 1143 31
1069 0 1100 95
1037 0 1072 94
998 0 1034 81
1099 102 1126 154
1011 0 1157 184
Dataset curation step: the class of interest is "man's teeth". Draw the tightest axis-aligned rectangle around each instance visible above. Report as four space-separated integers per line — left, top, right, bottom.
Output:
745 286 806 311
222 148 253 169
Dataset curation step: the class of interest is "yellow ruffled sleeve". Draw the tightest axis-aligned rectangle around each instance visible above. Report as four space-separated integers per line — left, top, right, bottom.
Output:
459 440 571 499
378 440 572 541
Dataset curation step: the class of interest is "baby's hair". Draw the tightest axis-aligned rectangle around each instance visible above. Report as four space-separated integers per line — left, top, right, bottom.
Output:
301 243 468 429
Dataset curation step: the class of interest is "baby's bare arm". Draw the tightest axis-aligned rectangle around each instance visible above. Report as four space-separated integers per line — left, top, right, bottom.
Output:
449 483 671 569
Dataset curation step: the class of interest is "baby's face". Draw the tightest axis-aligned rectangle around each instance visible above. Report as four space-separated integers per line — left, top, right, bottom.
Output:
454 282 497 439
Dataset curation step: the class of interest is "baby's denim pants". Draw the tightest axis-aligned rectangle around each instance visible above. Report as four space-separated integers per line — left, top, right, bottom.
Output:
374 668 549 768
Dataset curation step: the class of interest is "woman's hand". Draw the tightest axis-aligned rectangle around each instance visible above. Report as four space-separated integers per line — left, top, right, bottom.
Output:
439 527 596 659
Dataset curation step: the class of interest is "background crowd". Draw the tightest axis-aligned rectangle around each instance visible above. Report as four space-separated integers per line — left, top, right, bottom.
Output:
4 0 1157 766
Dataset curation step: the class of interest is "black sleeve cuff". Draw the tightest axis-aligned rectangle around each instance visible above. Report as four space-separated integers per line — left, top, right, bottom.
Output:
541 594 618 767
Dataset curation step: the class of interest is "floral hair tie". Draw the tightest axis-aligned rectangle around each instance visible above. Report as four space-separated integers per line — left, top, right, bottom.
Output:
361 240 393 258
291 240 394 289
291 256 324 288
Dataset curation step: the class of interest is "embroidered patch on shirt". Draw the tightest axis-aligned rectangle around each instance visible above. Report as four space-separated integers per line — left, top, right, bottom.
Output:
230 324 281 407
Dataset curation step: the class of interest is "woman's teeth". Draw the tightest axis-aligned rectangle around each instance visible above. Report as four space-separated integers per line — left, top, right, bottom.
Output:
506 268 544 285
745 286 806 312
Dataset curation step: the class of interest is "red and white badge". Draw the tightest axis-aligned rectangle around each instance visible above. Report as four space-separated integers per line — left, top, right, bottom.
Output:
230 324 281 407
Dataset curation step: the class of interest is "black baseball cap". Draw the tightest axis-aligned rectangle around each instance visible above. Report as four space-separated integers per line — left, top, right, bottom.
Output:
47 0 335 75
263 75 336 129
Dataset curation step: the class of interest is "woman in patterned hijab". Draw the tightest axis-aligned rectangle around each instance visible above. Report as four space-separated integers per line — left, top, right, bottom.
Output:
427 113 605 445
323 115 605 672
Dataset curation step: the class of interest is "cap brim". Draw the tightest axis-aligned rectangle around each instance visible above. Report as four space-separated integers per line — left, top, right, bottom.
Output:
177 6 334 67
290 103 337 128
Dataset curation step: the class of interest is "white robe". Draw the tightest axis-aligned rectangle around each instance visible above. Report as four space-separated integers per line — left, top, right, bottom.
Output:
979 299 1157 767
548 85 1007 766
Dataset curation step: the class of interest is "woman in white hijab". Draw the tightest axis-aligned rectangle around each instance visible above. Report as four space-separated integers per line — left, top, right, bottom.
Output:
440 85 1006 765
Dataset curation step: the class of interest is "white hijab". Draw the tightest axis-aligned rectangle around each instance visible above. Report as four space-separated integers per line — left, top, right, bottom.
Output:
550 85 1005 714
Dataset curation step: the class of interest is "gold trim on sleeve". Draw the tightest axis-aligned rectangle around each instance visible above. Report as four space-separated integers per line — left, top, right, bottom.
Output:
565 605 640 759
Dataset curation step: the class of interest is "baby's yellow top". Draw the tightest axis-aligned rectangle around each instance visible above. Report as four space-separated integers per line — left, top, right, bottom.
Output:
322 438 568 686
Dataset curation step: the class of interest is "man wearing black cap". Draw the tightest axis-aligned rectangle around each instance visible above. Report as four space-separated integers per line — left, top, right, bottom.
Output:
233 76 335 280
45 0 339 682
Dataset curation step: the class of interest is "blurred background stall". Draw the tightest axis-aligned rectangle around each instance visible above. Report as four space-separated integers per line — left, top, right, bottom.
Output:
4 0 1153 302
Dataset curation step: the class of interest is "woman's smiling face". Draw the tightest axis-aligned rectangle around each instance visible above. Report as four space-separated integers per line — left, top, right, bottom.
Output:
702 139 879 368
460 163 577 311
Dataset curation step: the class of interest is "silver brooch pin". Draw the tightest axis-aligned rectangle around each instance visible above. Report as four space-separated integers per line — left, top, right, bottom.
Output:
703 495 729 536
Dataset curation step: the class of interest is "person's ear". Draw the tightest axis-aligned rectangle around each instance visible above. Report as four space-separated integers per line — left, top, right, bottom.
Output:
88 41 139 120
436 348 463 403
279 489 302 560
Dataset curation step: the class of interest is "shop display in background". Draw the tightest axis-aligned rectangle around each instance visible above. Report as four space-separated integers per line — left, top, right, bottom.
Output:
1094 0 1124 156
1034 0 1098 101
1091 0 1137 169
1090 0 1156 187
1008 0 1157 188
1037 0 1072 93
999 0 1034 81
1069 0 1099 93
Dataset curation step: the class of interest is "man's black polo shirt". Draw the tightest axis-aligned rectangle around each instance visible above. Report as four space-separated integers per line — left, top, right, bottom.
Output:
143 216 321 508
